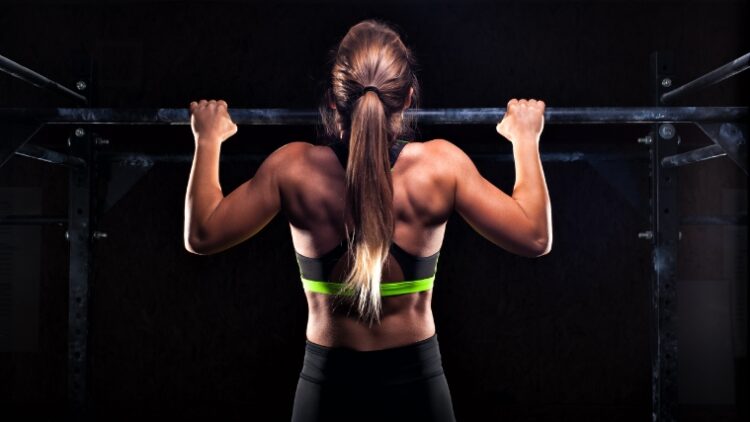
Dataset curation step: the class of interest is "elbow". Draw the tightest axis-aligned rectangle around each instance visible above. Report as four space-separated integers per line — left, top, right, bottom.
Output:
529 235 552 257
520 235 552 258
525 220 553 257
184 233 210 255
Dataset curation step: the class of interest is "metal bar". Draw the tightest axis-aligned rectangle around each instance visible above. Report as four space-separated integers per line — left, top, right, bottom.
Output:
661 52 750 104
661 144 727 168
67 50 93 420
68 128 91 419
681 215 747 226
0 106 746 125
0 54 87 103
649 51 679 422
97 151 648 165
0 122 45 169
15 144 85 167
695 123 748 175
0 215 66 226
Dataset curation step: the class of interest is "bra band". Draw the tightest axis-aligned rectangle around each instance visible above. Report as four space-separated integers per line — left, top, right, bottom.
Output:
301 276 435 297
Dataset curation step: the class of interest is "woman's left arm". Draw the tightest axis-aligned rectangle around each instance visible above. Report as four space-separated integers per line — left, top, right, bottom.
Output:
184 99 283 255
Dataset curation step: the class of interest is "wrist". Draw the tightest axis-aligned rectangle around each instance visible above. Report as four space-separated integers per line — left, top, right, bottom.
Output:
195 135 222 148
511 135 540 149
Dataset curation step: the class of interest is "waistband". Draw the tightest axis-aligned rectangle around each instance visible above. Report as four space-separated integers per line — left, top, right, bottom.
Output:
300 333 445 386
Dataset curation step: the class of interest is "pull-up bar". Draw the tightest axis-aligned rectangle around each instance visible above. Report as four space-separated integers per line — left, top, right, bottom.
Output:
0 106 746 125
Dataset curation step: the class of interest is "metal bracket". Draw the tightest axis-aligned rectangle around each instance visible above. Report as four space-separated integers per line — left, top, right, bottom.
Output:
695 122 747 174
15 143 86 168
0 121 45 169
663 123 747 174
661 144 726 169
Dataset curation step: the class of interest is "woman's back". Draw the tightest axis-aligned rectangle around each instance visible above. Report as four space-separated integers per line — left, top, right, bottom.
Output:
282 139 454 350
185 19 550 420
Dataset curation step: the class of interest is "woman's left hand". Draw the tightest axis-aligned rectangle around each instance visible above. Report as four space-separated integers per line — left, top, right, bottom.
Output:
189 99 238 144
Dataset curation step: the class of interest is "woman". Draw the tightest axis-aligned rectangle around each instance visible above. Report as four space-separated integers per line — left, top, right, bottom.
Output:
185 19 551 422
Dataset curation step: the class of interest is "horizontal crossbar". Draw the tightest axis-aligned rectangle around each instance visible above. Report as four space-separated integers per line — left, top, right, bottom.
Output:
0 107 746 125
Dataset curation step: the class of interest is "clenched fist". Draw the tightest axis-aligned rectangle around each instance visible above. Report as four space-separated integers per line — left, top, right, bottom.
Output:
189 99 238 144
496 98 545 143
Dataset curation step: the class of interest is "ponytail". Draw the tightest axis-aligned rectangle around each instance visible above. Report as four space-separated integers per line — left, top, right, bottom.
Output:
317 18 420 327
339 89 394 327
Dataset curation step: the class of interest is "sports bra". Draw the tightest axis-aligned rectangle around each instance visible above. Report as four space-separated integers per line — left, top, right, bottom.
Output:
295 138 441 297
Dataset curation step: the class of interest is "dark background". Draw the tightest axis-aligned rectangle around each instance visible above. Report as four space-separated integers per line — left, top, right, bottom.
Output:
0 0 747 420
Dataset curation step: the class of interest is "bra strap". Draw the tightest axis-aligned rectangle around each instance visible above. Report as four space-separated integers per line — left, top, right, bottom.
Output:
388 139 408 168
328 139 409 170
329 140 348 170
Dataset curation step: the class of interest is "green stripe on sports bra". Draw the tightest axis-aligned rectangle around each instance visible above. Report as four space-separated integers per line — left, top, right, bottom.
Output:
300 276 435 297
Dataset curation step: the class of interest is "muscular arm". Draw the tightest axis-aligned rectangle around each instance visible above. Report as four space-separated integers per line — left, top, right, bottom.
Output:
441 138 552 257
183 140 300 255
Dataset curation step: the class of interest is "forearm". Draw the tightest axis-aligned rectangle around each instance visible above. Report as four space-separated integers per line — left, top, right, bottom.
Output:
184 138 223 244
511 137 552 244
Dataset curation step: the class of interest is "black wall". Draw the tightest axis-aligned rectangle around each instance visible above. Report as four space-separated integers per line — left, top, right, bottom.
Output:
0 0 747 420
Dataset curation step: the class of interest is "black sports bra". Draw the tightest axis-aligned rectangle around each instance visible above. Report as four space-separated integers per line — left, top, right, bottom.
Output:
295 241 440 282
294 139 441 296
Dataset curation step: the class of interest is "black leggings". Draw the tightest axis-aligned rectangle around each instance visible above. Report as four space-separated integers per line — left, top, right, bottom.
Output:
291 333 456 422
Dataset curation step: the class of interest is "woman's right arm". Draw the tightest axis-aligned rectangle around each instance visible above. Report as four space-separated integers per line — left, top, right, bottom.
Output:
441 98 552 257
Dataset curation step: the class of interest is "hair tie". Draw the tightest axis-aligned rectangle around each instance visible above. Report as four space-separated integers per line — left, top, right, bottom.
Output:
361 86 380 97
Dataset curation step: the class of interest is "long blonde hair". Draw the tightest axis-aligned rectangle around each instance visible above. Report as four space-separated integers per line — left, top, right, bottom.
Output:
317 19 420 326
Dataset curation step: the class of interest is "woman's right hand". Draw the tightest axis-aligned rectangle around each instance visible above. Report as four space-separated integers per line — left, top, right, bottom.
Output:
496 98 546 143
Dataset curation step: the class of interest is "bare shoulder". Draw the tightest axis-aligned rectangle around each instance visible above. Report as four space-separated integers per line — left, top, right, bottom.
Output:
400 139 464 198
273 140 315 157
418 138 473 171
403 138 455 155
396 139 458 218
261 141 314 167
255 141 315 184
423 138 468 158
